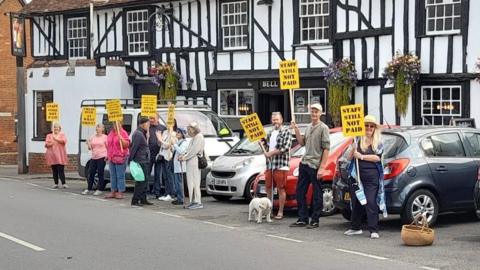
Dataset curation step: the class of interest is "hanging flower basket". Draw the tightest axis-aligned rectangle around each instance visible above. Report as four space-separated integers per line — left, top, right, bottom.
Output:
324 58 358 126
383 53 421 118
147 62 182 102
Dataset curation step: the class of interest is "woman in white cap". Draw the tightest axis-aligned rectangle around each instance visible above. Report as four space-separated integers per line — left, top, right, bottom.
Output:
344 115 387 239
179 122 205 209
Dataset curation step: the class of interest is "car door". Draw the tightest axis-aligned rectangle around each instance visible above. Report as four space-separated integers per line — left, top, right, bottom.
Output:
462 131 480 203
421 132 477 209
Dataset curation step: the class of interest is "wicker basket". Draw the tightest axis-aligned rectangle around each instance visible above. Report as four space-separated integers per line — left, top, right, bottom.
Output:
401 215 435 246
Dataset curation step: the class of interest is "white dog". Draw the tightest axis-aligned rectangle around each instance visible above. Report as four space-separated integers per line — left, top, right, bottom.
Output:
248 197 273 223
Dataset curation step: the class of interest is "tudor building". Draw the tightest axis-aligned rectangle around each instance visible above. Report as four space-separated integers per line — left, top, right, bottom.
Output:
19 0 480 172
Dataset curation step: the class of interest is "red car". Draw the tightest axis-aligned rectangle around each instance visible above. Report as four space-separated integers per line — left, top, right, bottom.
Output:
253 128 353 216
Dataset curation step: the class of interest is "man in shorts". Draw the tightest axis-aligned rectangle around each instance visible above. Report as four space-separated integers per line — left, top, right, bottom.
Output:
264 112 292 220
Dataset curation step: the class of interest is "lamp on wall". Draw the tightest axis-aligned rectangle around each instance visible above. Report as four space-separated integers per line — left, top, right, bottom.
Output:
43 65 50 77
363 67 373 79
186 78 194 90
257 0 273 5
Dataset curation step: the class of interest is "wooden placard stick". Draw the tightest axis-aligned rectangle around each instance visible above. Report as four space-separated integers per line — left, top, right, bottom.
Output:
116 121 123 152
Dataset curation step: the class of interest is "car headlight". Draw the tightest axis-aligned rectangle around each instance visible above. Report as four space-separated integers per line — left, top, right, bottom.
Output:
293 167 299 177
233 158 253 170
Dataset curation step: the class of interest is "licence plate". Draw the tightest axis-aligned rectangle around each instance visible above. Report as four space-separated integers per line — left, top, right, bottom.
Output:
215 179 227 185
344 192 351 201
259 186 277 195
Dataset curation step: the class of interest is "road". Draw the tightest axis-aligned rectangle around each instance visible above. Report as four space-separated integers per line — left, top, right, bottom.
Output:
0 176 479 270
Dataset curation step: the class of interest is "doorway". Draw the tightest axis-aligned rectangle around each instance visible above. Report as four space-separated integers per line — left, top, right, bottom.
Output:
258 93 286 124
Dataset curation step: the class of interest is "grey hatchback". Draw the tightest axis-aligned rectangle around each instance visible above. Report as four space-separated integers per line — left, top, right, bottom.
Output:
333 126 480 225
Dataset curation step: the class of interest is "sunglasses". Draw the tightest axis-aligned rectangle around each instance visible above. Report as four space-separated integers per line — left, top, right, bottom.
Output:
365 124 376 129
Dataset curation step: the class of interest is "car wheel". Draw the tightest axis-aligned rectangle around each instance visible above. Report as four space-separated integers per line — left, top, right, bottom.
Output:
244 176 257 202
402 189 439 226
341 208 352 221
212 195 232 201
321 184 336 216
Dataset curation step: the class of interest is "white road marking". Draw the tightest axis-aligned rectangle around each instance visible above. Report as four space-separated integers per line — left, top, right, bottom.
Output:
420 267 440 270
25 183 39 187
45 188 57 191
335 248 388 261
0 232 45 252
65 192 79 196
203 221 236 229
88 197 108 202
266 234 303 243
0 177 19 182
156 211 184 219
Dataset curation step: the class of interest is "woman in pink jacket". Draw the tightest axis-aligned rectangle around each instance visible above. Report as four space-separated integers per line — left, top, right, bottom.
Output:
106 123 130 199
45 122 68 189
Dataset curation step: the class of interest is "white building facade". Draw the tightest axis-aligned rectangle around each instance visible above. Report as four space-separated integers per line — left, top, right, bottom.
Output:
21 0 480 171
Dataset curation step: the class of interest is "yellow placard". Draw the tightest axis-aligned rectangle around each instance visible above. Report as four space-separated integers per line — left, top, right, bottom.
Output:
239 113 266 142
105 99 123 122
46 102 59 122
141 95 157 117
167 104 175 129
81 107 97 127
341 104 365 137
279 60 300 90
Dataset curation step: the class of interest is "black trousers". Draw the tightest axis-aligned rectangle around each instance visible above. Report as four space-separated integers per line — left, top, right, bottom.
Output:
51 165 66 185
350 175 380 233
296 164 323 223
132 163 149 204
88 158 106 191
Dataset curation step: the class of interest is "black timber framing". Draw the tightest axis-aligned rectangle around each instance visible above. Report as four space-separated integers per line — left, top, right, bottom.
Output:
250 0 255 70
337 0 374 30
253 18 285 61
94 11 122 55
334 28 392 40
31 17 62 57
403 0 409 53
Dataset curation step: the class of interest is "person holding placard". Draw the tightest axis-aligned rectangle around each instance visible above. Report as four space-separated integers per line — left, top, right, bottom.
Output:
344 115 387 239
171 128 189 205
290 104 330 229
263 112 292 220
45 123 68 189
105 121 130 199
83 124 107 196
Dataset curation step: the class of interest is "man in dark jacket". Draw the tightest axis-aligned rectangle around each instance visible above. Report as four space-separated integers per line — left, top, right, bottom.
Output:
147 114 166 198
130 117 153 206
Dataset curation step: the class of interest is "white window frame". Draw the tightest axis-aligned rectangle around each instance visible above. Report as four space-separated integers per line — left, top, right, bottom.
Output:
293 88 327 118
126 9 150 56
66 17 88 59
218 89 254 117
33 90 54 139
299 0 330 44
220 1 249 50
421 85 462 126
425 0 461 36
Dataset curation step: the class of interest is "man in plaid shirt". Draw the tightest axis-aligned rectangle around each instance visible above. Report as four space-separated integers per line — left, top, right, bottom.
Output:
264 112 292 219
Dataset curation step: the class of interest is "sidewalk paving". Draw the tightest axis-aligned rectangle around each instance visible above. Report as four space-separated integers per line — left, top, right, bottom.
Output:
0 165 84 180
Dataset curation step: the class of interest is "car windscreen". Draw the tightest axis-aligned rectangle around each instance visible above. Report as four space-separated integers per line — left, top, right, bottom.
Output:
158 110 232 137
292 132 346 157
337 133 407 160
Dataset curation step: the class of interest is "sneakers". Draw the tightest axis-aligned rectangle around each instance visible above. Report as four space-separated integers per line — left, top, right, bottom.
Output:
187 203 203 209
52 185 59 189
171 200 184 205
62 184 68 189
159 195 174 201
141 200 154 206
344 229 363 236
370 232 380 239
81 189 90 195
105 192 116 199
289 220 308 227
158 195 167 201
93 190 103 196
306 222 319 229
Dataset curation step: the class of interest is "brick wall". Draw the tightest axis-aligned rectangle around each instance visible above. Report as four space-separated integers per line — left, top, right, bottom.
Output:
28 153 79 174
0 0 32 165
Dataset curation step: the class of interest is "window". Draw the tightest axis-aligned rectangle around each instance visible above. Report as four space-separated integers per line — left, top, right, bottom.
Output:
102 114 132 134
221 1 248 49
67 17 88 58
300 0 330 43
421 86 461 125
219 89 254 117
126 10 149 55
464 133 480 157
426 0 461 35
293 88 326 123
34 91 53 139
421 133 466 157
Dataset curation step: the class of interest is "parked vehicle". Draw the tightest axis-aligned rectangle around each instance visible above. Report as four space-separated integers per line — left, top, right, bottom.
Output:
475 181 480 219
78 99 239 189
333 126 480 225
206 124 307 201
253 129 352 216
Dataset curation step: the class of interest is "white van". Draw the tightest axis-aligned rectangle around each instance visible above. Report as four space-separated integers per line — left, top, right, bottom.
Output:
78 99 239 189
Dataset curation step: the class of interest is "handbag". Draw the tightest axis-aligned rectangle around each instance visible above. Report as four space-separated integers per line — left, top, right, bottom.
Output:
401 214 435 246
197 151 208 169
129 161 145 182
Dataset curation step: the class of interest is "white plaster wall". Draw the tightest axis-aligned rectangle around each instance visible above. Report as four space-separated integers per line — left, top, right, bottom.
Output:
382 94 396 125
367 86 381 121
470 80 480 124
25 66 132 161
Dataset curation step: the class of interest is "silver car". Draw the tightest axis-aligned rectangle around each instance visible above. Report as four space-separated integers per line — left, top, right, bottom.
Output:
206 124 306 201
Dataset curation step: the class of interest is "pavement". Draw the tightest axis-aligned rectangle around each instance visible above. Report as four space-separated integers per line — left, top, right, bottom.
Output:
1 166 480 270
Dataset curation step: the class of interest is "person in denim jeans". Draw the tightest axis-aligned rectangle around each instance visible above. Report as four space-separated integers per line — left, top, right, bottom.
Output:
106 122 130 199
156 127 177 202
290 104 330 229
171 128 188 205
147 114 166 198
